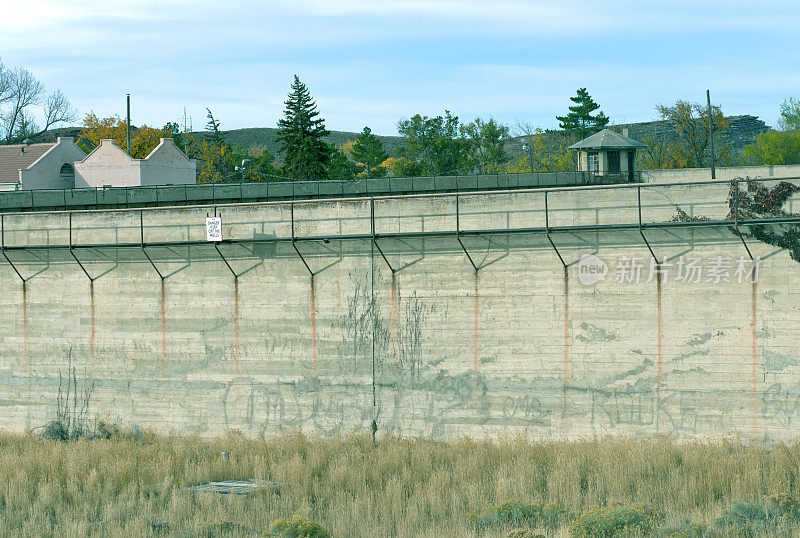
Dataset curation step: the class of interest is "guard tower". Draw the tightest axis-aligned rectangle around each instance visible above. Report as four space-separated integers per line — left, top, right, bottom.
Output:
568 129 646 182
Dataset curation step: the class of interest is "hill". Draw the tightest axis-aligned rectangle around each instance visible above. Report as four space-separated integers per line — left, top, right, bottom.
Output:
218 127 406 156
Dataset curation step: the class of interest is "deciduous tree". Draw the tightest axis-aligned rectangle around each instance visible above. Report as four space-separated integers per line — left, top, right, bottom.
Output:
744 130 800 165
196 139 235 183
778 97 800 131
507 125 574 173
276 75 331 180
80 114 178 159
461 117 509 173
396 111 469 176
655 100 728 168
0 58 76 143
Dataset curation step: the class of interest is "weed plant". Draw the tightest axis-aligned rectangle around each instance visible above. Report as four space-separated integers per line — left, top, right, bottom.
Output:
0 433 799 536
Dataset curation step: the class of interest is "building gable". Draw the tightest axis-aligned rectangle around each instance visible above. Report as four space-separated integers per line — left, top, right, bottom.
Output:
144 138 191 164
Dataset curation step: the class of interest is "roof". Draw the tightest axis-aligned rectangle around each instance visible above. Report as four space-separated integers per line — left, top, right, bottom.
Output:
0 142 56 182
568 129 647 150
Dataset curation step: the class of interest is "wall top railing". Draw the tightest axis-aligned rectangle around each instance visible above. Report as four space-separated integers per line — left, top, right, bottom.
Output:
0 175 798 280
1 175 798 248
0 171 640 213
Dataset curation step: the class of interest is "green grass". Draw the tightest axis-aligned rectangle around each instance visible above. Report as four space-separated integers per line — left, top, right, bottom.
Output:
1 432 800 536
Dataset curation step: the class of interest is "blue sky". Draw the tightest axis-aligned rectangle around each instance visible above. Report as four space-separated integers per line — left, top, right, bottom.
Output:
1 0 798 136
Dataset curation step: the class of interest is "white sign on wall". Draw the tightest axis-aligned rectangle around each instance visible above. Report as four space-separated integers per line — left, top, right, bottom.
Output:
206 217 222 242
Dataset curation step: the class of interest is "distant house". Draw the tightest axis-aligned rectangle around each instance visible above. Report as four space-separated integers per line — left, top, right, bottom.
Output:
0 137 86 190
74 138 197 188
0 136 196 191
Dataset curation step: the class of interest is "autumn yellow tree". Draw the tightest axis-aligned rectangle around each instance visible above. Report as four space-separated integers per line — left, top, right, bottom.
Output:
654 100 729 168
196 139 236 184
506 127 574 173
80 113 178 158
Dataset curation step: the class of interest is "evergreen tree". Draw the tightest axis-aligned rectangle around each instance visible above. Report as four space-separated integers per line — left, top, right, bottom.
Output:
328 147 359 180
276 75 331 180
196 108 234 183
556 88 610 139
350 126 387 177
204 108 225 145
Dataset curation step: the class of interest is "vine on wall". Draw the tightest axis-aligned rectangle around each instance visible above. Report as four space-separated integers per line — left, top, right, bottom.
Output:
728 180 800 262
669 179 800 261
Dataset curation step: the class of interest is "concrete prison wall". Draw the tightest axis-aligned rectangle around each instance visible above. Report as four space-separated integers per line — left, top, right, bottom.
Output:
643 163 800 184
0 181 799 440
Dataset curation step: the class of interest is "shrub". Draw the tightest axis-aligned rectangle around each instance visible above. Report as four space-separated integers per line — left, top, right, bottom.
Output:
267 515 330 538
570 504 663 537
654 518 706 537
198 521 253 536
469 501 565 531
506 529 545 538
714 494 800 535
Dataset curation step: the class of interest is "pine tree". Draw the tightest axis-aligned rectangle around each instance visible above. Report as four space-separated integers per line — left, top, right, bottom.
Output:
276 75 332 180
556 88 610 139
196 108 234 183
204 108 225 145
350 127 387 177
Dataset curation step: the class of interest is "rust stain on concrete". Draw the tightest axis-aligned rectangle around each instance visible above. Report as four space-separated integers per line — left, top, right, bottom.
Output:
160 280 166 376
233 278 241 376
656 270 663 432
473 272 480 395
310 276 318 375
751 280 759 435
90 280 96 363
389 273 399 346
656 271 663 386
22 282 28 370
562 266 571 434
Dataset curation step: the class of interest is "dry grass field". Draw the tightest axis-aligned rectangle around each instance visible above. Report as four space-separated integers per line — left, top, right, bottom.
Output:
1 431 800 536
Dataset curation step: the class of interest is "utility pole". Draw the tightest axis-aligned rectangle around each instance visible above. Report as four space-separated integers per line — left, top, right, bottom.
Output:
522 139 535 173
707 89 715 180
126 94 131 156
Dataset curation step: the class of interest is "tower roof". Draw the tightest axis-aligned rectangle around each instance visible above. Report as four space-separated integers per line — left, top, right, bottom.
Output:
568 129 646 150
